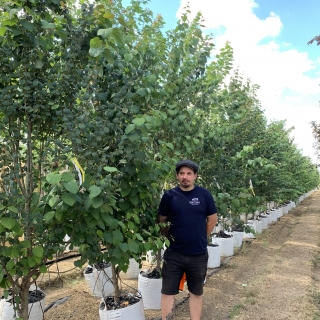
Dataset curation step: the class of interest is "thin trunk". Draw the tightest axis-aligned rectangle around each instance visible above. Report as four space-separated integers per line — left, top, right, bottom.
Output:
19 285 30 320
111 263 120 302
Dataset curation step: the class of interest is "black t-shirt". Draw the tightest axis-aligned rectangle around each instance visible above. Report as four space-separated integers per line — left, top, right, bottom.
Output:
158 185 217 255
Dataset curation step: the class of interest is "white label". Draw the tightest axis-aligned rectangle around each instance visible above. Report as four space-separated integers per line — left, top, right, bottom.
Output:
141 278 148 286
109 311 122 319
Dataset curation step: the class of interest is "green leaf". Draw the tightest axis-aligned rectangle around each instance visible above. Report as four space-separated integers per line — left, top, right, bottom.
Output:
124 53 133 62
31 192 40 206
112 229 123 242
11 247 19 258
133 117 145 126
62 181 79 194
0 203 4 210
103 48 115 64
20 241 31 248
6 259 15 270
32 246 44 258
44 211 55 222
91 196 103 208
48 196 59 208
41 20 55 28
128 240 139 253
103 12 114 19
1 217 16 230
130 195 139 207
103 166 118 172
89 37 104 57
7 206 18 213
0 27 6 37
112 28 124 45
28 257 37 267
39 265 47 273
121 186 131 197
89 185 102 198
136 233 143 241
125 123 136 134
119 243 128 252
21 20 34 31
46 173 61 184
61 172 74 182
61 193 76 206
97 28 113 38
166 143 174 150
35 59 44 69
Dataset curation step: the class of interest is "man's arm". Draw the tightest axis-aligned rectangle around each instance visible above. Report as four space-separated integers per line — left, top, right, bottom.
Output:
157 215 169 238
206 213 217 237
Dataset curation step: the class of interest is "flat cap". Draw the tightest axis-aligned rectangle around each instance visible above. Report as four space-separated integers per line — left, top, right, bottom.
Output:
176 159 199 173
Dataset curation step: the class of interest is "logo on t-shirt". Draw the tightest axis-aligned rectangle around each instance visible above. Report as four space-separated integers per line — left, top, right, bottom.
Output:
189 198 200 205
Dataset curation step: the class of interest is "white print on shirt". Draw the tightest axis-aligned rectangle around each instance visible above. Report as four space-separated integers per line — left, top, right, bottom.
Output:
189 198 200 205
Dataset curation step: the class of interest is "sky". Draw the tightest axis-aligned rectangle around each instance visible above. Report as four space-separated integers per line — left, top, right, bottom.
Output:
123 0 320 163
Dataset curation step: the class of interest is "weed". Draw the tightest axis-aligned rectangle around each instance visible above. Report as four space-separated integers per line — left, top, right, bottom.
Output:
223 263 237 270
310 288 320 319
228 304 245 319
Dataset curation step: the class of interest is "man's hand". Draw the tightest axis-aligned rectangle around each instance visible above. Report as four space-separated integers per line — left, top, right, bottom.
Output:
207 213 217 237
157 215 169 238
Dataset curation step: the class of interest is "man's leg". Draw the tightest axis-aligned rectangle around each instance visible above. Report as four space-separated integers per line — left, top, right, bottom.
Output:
161 294 175 320
189 292 203 320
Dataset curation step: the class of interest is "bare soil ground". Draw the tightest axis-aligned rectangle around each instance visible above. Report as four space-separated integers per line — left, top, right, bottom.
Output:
8 190 320 320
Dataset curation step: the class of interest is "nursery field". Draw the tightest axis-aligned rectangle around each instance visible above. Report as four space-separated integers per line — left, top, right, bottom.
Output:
39 190 320 320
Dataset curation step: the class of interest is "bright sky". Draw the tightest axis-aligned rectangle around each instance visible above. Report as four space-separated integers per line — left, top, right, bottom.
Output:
123 0 320 163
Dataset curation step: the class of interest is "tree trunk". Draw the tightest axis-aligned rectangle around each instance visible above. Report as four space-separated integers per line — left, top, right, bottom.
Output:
18 285 29 320
111 263 120 302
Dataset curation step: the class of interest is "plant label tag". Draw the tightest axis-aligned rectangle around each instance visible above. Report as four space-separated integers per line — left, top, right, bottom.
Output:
109 310 122 319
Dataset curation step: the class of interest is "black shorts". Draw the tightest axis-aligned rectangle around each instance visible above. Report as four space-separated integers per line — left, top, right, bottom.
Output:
161 249 208 296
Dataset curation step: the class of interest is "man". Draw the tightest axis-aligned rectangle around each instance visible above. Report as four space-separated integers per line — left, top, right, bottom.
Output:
158 159 217 320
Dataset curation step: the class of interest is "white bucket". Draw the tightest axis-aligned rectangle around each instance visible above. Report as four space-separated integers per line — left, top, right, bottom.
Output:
93 264 115 298
207 244 220 268
283 205 289 214
0 289 45 320
259 216 268 229
265 213 273 225
212 236 234 257
270 210 277 222
99 296 145 320
119 259 140 280
276 208 283 218
84 265 101 298
247 220 262 234
232 231 244 248
138 273 162 310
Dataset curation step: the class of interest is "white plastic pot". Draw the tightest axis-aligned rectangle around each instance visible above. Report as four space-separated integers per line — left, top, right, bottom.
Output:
212 236 234 257
232 231 244 248
270 210 278 222
84 265 101 298
207 244 220 268
93 264 115 298
259 216 268 229
138 273 162 310
99 296 145 320
0 288 45 320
